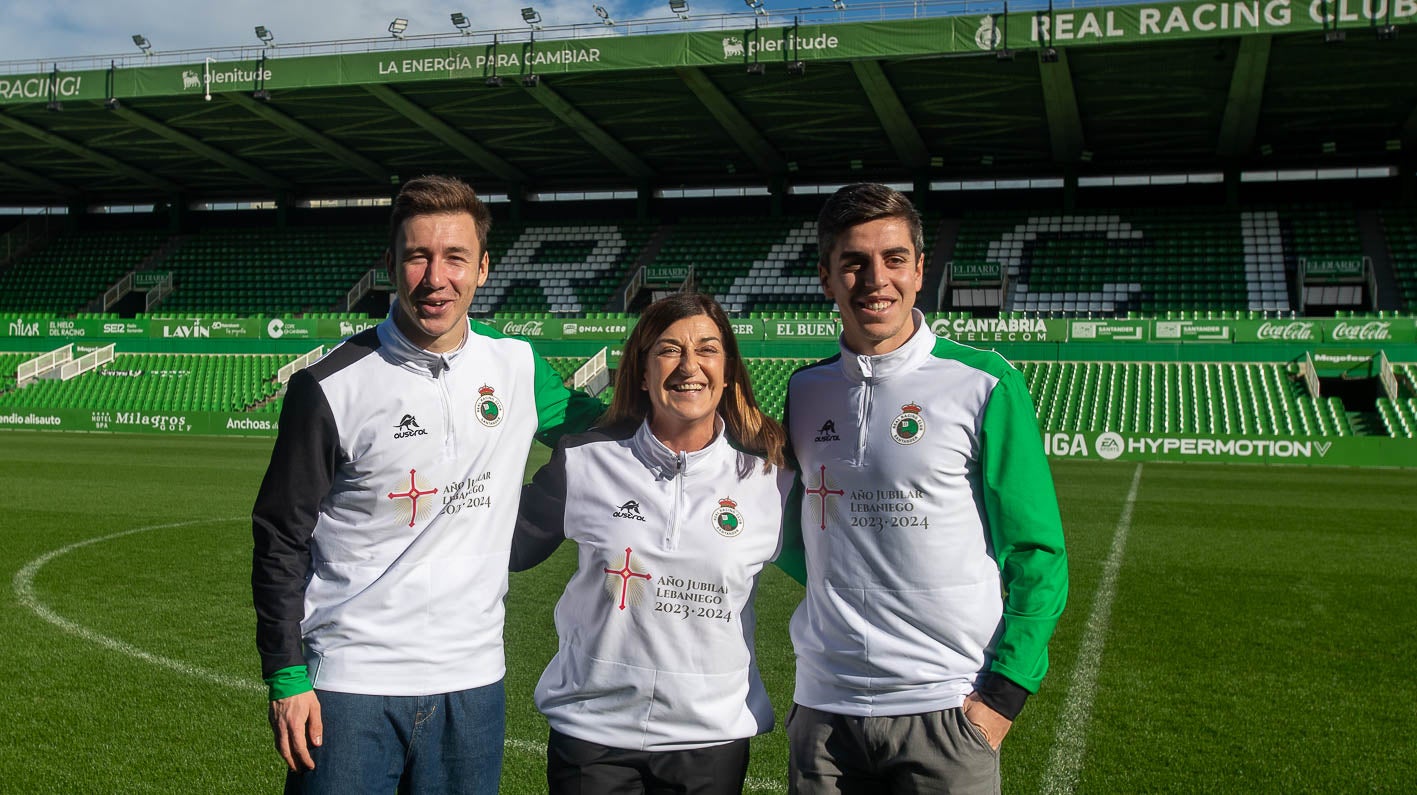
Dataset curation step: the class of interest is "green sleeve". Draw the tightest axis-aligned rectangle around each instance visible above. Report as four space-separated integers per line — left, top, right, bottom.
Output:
774 468 807 585
979 366 1069 694
772 386 807 585
529 345 605 445
265 665 313 701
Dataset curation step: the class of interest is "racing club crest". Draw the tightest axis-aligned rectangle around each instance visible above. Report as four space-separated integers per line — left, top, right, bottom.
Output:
712 497 744 538
890 402 926 445
475 385 504 427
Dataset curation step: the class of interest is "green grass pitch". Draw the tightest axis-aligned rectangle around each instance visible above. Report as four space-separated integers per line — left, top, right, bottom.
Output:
2 430 1415 792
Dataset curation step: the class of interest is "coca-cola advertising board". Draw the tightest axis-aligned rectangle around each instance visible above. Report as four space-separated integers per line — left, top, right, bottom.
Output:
1233 319 1323 343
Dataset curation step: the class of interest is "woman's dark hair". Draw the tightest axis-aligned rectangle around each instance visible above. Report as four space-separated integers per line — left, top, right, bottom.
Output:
602 292 785 471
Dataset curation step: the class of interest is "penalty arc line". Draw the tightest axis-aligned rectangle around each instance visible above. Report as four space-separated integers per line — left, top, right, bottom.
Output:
13 519 789 792
1041 462 1143 795
12 516 264 694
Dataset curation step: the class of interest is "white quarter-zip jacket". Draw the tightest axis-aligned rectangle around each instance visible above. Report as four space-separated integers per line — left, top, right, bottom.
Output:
512 419 792 751
252 309 602 696
780 311 1068 717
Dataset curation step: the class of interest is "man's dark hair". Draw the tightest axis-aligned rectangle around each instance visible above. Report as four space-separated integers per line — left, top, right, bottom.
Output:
388 175 492 253
815 183 923 269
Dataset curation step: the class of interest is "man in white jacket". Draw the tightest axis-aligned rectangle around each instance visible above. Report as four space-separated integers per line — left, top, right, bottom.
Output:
779 183 1068 793
252 175 601 793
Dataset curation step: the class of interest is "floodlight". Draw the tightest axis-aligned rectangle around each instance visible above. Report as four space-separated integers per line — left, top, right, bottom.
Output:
132 34 152 55
745 0 766 15
1323 28 1344 43
1376 24 1397 40
669 0 689 19
388 18 408 39
47 100 62 112
522 74 541 87
745 62 765 75
451 12 471 33
593 4 614 25
521 7 543 28
104 97 120 110
253 89 272 101
1039 47 1059 63
832 0 846 8
485 75 504 87
786 60 805 76
254 26 274 46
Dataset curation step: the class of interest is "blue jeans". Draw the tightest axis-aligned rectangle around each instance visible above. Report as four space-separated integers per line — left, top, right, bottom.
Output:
285 681 505 795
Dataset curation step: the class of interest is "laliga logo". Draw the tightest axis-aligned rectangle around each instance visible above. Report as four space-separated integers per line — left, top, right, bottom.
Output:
976 16 1002 50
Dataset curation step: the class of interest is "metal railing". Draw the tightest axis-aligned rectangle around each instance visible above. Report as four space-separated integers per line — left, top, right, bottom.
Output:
277 346 327 384
58 344 115 381
17 345 72 386
574 347 610 397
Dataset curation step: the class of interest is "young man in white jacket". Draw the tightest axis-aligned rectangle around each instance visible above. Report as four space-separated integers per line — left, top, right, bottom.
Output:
778 183 1069 793
252 175 602 793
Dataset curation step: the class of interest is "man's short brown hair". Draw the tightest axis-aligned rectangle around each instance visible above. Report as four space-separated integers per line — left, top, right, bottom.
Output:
816 183 923 269
389 175 492 252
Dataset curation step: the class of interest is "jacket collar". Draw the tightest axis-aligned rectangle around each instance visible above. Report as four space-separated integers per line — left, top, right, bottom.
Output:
838 308 933 383
630 416 730 480
377 302 469 376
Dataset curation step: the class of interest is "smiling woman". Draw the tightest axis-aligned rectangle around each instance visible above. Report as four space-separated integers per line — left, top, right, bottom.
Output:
510 292 792 795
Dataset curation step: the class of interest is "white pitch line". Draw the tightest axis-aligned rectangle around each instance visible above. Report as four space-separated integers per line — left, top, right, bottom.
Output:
12 516 263 694
1041 463 1144 795
16 519 792 790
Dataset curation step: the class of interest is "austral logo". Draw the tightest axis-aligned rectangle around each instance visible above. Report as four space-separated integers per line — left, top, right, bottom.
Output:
814 419 841 443
475 385 504 427
393 414 428 439
890 403 926 445
612 500 647 522
387 468 437 527
712 497 744 538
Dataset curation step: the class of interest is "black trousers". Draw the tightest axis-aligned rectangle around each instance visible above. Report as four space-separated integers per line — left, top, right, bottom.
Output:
547 728 750 795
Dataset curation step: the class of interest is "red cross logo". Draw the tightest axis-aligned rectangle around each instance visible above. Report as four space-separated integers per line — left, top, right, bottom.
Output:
603 547 652 611
803 464 844 531
387 468 437 528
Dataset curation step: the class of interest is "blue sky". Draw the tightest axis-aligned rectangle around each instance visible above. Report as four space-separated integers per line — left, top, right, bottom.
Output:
0 0 760 63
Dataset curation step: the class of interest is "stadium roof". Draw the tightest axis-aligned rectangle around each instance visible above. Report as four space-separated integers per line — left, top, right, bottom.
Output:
0 0 1414 207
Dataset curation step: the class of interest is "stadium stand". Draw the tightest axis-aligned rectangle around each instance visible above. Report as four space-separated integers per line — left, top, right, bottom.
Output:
953 207 1293 316
1382 208 1417 311
1021 361 1355 437
0 353 292 413
0 231 169 314
156 227 383 316
473 221 657 315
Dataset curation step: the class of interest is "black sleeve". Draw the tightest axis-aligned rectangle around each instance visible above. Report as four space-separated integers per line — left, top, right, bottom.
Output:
251 369 339 679
510 439 570 572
